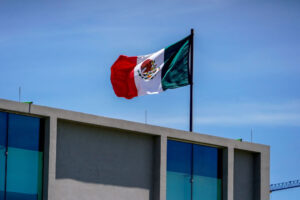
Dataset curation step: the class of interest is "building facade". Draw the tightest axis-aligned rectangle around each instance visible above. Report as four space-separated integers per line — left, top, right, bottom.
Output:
0 98 270 200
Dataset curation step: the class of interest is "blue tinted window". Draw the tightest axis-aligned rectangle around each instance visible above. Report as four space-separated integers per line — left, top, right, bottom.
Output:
167 140 192 200
0 112 7 200
167 140 192 174
193 145 218 178
8 114 40 151
0 112 43 200
167 140 222 200
193 145 222 200
0 112 7 146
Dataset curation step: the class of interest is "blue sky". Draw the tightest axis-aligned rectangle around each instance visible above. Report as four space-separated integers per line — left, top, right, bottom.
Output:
0 0 300 199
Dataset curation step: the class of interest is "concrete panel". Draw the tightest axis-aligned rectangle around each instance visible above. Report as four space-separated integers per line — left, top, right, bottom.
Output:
234 150 260 200
227 147 234 200
260 150 270 200
55 120 155 200
160 136 167 200
153 136 161 200
47 117 58 200
222 147 234 200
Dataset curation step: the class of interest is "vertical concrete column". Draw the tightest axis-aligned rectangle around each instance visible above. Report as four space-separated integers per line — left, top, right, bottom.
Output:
227 147 234 200
260 149 270 200
45 116 58 200
160 135 167 200
153 136 161 200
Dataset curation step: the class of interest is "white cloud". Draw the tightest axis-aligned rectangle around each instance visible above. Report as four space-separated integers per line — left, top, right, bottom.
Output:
149 100 300 127
195 113 300 126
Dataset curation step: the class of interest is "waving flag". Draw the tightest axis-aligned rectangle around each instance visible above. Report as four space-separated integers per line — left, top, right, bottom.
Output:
110 35 191 99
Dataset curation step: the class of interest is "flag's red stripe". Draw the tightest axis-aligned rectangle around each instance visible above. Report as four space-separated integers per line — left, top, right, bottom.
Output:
110 55 138 99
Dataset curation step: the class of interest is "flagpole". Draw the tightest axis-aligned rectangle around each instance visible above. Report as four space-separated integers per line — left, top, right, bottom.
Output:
189 29 194 132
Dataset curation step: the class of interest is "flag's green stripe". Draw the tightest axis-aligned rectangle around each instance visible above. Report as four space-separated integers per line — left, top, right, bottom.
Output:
161 36 191 91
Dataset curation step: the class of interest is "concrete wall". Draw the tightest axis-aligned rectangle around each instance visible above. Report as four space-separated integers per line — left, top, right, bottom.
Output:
54 120 157 200
234 150 261 200
0 98 270 200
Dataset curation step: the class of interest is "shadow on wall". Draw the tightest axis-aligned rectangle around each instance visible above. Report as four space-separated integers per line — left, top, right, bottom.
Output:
55 120 155 190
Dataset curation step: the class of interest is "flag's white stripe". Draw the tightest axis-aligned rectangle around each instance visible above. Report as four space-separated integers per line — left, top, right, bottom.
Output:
134 48 165 96
137 54 151 65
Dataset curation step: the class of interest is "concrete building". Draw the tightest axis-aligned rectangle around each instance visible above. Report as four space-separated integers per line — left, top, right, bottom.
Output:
0 98 269 200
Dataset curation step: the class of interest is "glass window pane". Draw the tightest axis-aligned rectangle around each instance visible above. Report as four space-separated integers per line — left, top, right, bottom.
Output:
6 114 43 200
0 112 7 200
167 140 192 200
7 114 40 151
193 145 222 200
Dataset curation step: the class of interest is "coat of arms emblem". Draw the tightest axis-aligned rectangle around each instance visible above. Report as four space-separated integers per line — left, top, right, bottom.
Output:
138 59 159 80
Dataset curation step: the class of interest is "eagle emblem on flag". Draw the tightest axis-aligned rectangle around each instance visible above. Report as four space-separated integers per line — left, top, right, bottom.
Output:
138 59 159 80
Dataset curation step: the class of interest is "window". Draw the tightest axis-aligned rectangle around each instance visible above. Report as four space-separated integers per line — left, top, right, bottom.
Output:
167 140 222 200
0 112 44 200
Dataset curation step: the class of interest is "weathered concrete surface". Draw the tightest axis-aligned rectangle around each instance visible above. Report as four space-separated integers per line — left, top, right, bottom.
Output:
234 150 261 200
55 120 155 200
0 98 270 200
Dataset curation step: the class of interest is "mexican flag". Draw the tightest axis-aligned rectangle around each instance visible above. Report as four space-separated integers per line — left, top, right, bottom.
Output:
110 35 191 99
